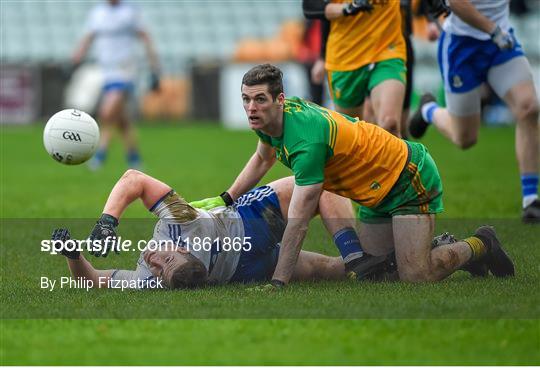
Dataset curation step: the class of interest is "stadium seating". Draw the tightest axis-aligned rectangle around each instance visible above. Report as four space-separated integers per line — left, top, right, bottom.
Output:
2 1 538 79
1 0 538 120
0 0 303 75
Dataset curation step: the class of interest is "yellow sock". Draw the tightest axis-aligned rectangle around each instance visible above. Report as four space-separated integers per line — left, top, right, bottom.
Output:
464 236 487 260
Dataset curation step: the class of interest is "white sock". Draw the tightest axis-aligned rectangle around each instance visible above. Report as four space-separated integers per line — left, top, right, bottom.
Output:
421 102 438 124
523 194 538 208
343 251 364 264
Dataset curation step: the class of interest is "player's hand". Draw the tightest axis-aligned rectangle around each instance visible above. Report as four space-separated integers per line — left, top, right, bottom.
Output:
311 58 326 85
342 0 373 16
189 196 226 210
88 214 119 258
247 283 279 292
149 71 160 91
51 228 80 260
490 26 514 50
247 280 285 292
426 22 440 42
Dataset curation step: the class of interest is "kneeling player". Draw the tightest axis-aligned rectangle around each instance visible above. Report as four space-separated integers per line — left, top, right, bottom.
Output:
53 171 355 289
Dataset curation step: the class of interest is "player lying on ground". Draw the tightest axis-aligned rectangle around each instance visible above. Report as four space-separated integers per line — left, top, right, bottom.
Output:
53 171 361 289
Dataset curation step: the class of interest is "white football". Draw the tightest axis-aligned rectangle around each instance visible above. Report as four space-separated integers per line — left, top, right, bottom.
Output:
43 109 100 165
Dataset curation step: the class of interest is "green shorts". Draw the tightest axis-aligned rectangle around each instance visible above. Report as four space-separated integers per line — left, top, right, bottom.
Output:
358 141 444 223
329 58 407 109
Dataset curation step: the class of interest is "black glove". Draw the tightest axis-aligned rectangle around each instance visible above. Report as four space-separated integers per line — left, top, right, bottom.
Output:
490 25 515 50
51 228 80 260
343 0 373 16
424 0 451 18
150 71 160 91
88 214 119 257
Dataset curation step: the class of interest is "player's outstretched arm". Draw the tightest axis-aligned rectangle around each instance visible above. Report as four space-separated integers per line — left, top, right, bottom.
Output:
66 253 114 288
448 0 513 50
138 30 161 91
88 170 172 257
447 0 497 35
102 169 172 219
227 141 276 200
272 183 323 285
72 33 95 66
52 228 114 288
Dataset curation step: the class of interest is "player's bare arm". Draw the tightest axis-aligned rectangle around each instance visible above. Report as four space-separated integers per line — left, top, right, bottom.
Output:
66 254 114 288
227 140 276 201
51 228 114 288
72 33 95 65
447 0 497 34
323 3 345 20
272 183 323 284
102 169 171 219
88 170 173 257
137 30 160 72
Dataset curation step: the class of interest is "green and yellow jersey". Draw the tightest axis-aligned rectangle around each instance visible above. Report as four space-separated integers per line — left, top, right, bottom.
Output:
325 0 406 72
256 97 409 207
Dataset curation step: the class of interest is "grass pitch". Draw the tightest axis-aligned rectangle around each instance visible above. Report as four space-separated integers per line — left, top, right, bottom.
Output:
1 123 539 365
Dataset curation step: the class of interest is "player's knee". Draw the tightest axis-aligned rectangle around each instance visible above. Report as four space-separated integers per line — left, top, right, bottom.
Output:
99 108 115 123
453 133 477 149
515 97 539 123
379 116 400 136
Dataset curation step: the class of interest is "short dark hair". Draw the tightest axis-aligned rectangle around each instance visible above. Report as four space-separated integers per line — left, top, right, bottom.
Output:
167 253 208 289
241 64 284 100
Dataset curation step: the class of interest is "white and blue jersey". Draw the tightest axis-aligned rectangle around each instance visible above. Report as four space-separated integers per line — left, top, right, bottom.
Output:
111 186 286 289
85 1 144 90
230 186 286 283
438 0 524 93
443 0 510 40
110 253 159 289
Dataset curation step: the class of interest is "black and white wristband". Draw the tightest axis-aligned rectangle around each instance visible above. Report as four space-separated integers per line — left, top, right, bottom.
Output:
99 213 119 227
219 191 234 206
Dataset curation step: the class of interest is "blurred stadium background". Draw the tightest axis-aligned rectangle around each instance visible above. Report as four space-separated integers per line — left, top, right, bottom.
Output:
1 0 539 128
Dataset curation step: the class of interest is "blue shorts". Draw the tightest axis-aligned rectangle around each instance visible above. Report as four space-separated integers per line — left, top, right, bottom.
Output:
103 81 134 93
438 29 525 93
229 186 286 283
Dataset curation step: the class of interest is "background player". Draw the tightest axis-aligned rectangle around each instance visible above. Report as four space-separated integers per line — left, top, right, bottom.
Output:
362 0 444 138
53 171 353 289
409 0 540 222
303 0 407 137
72 0 161 170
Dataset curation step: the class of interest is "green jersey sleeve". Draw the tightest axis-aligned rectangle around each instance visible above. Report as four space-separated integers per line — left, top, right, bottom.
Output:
290 143 327 186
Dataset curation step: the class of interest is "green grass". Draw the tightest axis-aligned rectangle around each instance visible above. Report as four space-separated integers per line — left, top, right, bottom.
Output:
1 123 539 365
